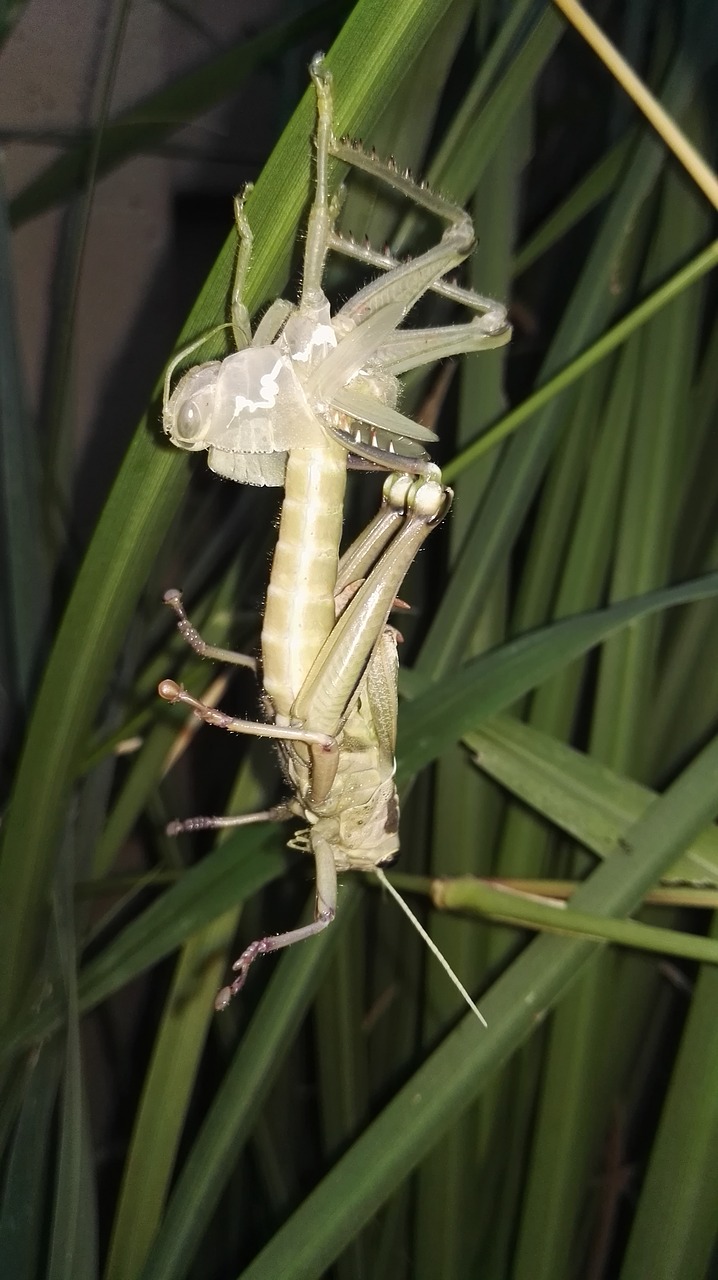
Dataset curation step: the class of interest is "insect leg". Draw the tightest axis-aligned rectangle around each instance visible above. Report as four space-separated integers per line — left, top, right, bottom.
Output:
379 317 511 371
325 144 479 325
163 589 257 670
294 471 451 801
301 54 335 304
251 298 293 346
328 228 509 330
330 134 470 232
215 833 337 1009
203 183 295 355
230 185 254 348
166 804 292 837
322 124 509 336
337 234 475 327
157 678 338 758
335 475 413 591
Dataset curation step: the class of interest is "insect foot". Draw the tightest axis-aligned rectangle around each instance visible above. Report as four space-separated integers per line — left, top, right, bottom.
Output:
214 896 336 1010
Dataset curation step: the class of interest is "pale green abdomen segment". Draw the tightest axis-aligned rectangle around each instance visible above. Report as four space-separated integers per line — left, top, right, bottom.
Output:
261 442 347 717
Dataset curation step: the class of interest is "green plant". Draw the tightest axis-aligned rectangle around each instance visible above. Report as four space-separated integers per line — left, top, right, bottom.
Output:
1 2 717 1278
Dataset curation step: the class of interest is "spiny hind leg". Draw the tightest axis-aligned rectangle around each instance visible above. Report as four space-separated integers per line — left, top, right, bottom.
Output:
307 56 473 311
306 57 507 334
308 54 469 237
327 230 510 340
326 98 476 317
329 132 471 236
379 315 511 373
335 473 417 591
215 834 337 1008
294 470 451 746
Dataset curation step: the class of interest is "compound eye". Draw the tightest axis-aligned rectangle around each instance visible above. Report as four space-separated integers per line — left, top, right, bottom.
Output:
175 396 209 444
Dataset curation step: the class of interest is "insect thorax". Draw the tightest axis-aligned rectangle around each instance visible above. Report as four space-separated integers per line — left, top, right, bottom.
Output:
285 734 400 872
164 295 404 487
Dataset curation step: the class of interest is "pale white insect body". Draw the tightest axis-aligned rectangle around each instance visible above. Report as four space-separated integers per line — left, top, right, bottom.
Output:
164 303 340 487
159 54 510 1016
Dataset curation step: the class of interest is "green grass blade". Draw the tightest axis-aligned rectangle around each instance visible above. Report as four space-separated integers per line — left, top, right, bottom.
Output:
510 123 714 1276
234 732 718 1278
404 5 563 230
39 0 134 533
619 912 718 1280
434 878 718 965
413 102 522 1278
104 755 271 1280
445 237 718 484
399 572 718 782
46 879 97 1280
0 831 284 1062
513 133 635 275
0 419 190 1023
0 1043 63 1280
104 908 241 1280
391 0 540 256
138 887 361 1280
468 715 718 886
589 158 711 778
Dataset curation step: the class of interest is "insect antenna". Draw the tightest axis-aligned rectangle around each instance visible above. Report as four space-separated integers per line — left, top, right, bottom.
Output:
374 868 487 1027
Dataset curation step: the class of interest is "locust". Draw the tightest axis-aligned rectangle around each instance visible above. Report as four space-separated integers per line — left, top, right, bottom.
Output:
159 54 510 1015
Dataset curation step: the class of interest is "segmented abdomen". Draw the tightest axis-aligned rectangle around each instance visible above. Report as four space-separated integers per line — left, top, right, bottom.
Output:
261 440 347 719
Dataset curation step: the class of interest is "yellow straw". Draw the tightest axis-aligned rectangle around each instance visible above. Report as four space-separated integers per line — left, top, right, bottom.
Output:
554 0 718 211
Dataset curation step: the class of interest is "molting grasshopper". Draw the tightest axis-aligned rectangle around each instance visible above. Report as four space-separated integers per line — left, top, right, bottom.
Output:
159 55 510 1011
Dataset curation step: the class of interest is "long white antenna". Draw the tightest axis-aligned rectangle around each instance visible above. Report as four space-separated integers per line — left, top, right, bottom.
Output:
375 869 488 1028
